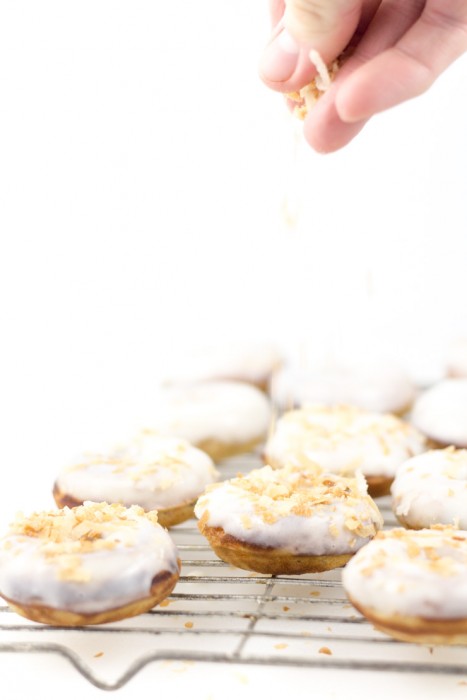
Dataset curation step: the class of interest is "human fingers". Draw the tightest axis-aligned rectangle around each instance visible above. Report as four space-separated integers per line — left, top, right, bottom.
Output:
301 0 427 152
336 0 467 122
259 0 364 92
269 0 285 27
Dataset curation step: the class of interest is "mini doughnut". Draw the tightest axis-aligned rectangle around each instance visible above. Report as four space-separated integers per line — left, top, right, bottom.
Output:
149 380 272 462
163 341 282 393
446 338 467 378
411 379 467 448
0 502 180 626
53 435 219 528
264 404 427 497
342 527 467 644
392 447 467 529
195 464 383 575
271 364 416 416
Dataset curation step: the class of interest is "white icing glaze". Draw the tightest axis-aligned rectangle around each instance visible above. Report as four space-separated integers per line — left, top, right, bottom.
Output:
265 405 427 478
57 435 218 510
342 528 467 619
272 364 416 414
195 465 383 555
392 448 467 529
446 338 467 378
0 503 179 614
411 379 467 447
163 341 282 385
149 381 272 446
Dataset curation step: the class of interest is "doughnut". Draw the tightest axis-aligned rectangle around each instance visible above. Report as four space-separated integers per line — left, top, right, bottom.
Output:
53 435 219 528
195 464 383 575
264 404 427 497
271 364 416 415
342 527 467 644
411 379 467 447
392 447 467 529
149 380 272 462
446 338 467 378
0 502 180 626
163 341 282 393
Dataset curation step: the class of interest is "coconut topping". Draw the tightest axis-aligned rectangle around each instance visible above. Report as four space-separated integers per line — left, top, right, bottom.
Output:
287 51 340 120
8 502 158 561
195 464 383 555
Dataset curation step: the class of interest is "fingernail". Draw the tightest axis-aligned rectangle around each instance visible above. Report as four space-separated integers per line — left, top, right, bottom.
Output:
260 29 299 83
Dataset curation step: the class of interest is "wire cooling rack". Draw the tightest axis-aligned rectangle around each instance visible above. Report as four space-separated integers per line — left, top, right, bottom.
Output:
1 451 467 691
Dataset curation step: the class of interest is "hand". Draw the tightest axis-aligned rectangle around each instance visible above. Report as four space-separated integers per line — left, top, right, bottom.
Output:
259 1 467 153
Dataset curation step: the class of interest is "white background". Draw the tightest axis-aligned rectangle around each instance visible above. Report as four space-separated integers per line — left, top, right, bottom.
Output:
0 2 467 697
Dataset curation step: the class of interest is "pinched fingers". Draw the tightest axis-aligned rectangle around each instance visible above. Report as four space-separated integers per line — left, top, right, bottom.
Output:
260 0 364 92
336 0 467 122
303 0 467 152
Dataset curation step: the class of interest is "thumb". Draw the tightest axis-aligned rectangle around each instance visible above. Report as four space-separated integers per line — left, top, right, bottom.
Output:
260 0 362 89
285 0 362 47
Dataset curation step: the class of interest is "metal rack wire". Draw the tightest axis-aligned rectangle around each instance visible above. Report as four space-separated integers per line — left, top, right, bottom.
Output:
1 451 467 691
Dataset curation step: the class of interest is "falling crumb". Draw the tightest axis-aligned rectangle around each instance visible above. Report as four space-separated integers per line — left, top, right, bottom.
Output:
94 652 104 658
300 631 312 637
283 606 290 612
342 604 353 609
166 660 195 674
310 591 321 597
234 673 249 685
184 621 194 629
159 599 171 608
458 680 467 686
173 663 194 674
326 626 333 632
274 643 288 650
428 647 434 655
319 646 333 655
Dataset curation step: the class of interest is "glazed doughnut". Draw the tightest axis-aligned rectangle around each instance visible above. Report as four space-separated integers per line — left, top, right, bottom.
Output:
411 379 467 448
149 380 272 462
54 435 219 528
0 502 180 626
446 338 467 378
342 527 467 644
271 364 416 416
392 447 467 529
264 404 427 497
195 464 383 575
163 341 282 393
